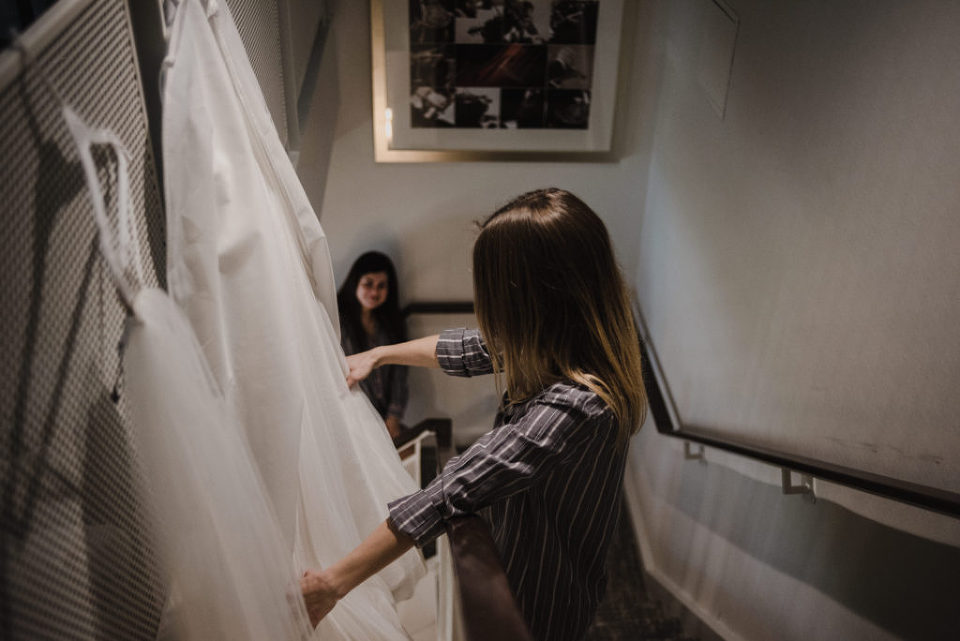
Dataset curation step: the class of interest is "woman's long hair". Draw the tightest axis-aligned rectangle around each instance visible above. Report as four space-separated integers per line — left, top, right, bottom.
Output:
473 188 647 443
337 251 406 350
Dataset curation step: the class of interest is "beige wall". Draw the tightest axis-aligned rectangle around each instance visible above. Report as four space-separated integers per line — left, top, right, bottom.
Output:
634 0 960 493
628 1 960 639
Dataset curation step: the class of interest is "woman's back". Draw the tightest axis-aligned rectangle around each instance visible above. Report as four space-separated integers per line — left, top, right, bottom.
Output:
486 382 624 641
389 328 627 641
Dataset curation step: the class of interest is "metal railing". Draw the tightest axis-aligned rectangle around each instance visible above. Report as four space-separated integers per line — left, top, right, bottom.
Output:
635 316 960 519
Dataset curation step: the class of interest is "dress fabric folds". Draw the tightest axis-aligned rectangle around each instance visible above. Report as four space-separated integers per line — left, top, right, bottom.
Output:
157 0 424 636
61 36 420 636
60 104 306 640
125 288 411 641
125 288 316 641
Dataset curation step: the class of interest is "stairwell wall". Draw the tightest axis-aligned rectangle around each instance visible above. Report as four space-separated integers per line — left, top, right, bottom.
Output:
627 2 960 640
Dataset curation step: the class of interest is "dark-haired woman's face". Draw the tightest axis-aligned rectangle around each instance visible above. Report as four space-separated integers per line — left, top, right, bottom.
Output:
356 271 389 311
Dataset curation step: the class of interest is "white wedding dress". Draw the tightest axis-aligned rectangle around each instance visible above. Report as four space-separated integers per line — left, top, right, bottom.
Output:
63 105 316 640
63 81 417 639
160 0 425 636
123 287 412 641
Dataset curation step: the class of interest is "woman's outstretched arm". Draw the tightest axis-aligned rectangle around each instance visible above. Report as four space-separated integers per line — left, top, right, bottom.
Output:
346 334 440 387
300 519 415 626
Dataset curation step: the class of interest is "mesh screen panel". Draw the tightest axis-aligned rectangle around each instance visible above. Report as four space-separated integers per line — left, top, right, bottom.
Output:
224 0 289 146
1 0 166 638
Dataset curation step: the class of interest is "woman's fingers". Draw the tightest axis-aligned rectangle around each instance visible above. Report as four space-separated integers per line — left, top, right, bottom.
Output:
345 365 366 388
300 569 338 627
345 351 376 386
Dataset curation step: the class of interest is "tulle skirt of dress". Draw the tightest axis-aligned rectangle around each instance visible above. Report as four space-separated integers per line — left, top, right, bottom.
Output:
127 289 411 641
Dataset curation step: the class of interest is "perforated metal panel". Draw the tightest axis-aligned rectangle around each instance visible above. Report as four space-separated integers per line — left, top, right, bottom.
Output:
224 0 289 145
0 0 165 638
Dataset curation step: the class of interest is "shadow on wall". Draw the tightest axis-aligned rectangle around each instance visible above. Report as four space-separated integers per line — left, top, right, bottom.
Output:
142 144 166 290
296 12 340 221
3 85 163 638
669 460 960 640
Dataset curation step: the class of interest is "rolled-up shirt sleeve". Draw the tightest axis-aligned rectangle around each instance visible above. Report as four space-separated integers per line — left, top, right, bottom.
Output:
435 328 494 377
387 389 609 547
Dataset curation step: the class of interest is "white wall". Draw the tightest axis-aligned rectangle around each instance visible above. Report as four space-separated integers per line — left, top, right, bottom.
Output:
628 1 960 639
635 0 960 494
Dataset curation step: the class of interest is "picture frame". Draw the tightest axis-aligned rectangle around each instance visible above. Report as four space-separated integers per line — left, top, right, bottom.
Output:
371 0 625 162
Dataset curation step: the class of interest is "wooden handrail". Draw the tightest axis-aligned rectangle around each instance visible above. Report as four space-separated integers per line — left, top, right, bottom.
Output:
393 417 451 449
436 440 533 641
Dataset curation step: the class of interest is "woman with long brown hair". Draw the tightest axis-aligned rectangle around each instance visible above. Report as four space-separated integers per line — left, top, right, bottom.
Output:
302 188 647 641
337 251 409 438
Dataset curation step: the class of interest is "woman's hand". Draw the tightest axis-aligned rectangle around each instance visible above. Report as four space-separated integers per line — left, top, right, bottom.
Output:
345 349 379 387
298 521 415 628
300 568 339 627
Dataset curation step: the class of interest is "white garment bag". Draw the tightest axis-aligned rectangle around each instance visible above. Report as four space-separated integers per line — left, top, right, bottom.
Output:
64 101 412 640
162 0 424 614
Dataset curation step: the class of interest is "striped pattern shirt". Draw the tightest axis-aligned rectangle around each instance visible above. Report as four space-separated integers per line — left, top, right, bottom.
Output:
388 328 627 641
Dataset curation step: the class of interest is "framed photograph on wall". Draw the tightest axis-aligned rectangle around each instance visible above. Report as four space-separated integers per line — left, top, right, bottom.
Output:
371 0 625 162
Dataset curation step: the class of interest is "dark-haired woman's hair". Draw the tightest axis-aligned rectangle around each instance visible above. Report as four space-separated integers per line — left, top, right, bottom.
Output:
473 188 647 443
337 251 407 349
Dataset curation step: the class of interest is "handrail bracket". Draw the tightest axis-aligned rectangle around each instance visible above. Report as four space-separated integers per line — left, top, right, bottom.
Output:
781 468 816 503
684 441 706 463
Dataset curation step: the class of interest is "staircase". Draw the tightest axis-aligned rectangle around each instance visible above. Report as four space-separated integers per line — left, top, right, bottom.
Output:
585 505 699 641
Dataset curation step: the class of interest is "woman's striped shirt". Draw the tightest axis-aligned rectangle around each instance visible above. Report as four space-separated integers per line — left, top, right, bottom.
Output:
388 328 627 641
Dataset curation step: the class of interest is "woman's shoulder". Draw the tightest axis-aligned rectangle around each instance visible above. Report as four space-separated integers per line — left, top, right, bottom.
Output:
533 380 612 420
510 381 617 447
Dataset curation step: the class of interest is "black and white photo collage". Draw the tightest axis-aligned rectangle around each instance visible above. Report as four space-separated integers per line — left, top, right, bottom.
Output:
409 0 599 129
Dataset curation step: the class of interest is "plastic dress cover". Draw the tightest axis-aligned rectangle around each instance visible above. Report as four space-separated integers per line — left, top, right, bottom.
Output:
161 0 424 627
